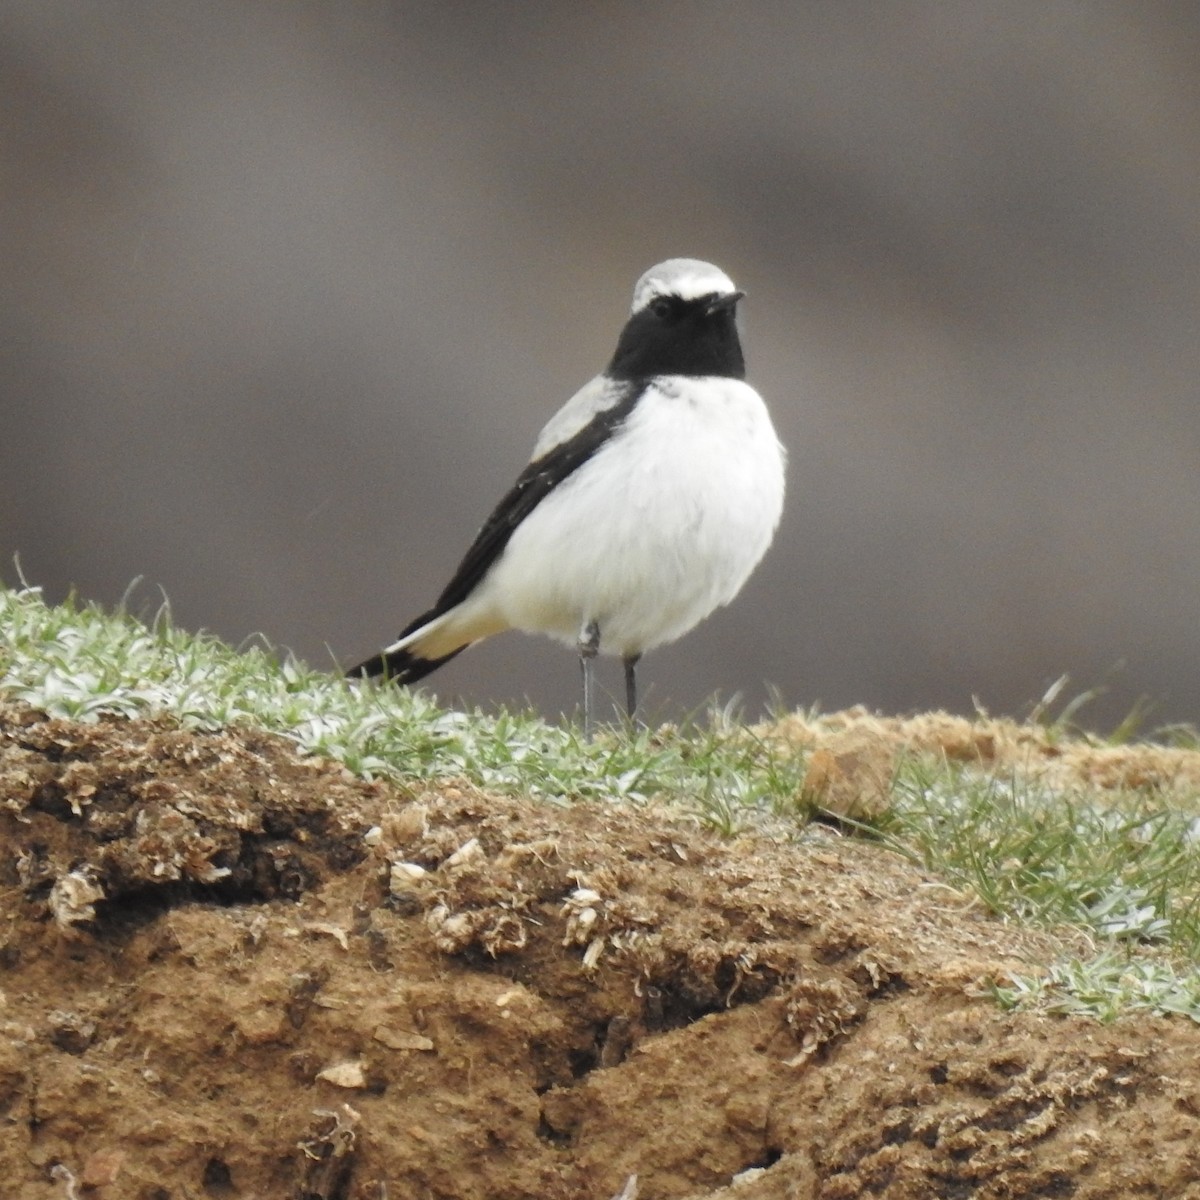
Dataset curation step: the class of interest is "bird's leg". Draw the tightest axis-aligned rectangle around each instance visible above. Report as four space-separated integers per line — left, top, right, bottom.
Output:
623 653 641 724
578 619 601 740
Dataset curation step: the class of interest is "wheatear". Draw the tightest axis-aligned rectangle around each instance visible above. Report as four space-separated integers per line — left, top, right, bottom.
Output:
349 258 786 735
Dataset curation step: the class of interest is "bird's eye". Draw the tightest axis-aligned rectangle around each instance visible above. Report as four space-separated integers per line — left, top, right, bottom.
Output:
649 297 673 320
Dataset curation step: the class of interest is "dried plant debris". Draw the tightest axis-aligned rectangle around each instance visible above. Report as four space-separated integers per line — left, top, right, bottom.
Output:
297 1104 362 1199
0 702 382 924
767 704 1200 796
2 700 1200 1198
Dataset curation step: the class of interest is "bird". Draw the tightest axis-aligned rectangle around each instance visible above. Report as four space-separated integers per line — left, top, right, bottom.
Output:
348 257 786 736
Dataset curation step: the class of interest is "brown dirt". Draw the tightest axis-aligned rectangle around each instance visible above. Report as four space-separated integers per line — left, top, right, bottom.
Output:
2 701 1200 1200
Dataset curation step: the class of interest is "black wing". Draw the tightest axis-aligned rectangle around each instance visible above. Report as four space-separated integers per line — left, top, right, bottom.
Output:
348 379 643 680
432 382 641 612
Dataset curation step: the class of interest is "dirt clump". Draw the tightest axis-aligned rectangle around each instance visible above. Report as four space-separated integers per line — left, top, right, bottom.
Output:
2 701 1199 1199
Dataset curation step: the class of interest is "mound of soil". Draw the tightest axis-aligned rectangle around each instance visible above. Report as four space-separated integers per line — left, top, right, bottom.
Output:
2 702 1199 1199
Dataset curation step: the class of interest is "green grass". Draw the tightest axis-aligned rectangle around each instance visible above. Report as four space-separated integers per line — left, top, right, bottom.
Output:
886 759 1200 944
881 757 1200 1021
3 581 1200 1022
0 583 807 819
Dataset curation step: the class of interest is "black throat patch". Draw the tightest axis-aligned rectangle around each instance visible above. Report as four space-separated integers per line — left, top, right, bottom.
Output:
607 293 745 381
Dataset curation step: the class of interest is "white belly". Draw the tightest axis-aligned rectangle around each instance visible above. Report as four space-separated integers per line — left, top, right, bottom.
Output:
480 376 785 657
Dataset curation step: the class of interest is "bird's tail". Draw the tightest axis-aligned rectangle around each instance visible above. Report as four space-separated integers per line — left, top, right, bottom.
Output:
346 602 501 684
347 640 464 683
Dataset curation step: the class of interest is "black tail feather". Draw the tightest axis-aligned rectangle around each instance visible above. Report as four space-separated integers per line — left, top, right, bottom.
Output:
347 605 466 684
347 643 464 684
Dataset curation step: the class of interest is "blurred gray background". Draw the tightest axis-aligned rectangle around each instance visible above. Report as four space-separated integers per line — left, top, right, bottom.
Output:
4 2 1199 731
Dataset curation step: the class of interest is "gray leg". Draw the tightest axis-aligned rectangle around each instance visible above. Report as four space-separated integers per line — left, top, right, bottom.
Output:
578 620 600 739
623 653 641 722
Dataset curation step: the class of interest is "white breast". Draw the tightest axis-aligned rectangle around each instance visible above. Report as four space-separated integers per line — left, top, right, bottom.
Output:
480 376 786 657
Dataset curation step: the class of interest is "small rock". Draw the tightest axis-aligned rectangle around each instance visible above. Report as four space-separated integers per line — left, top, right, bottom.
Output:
47 1011 96 1055
317 1060 367 1088
81 1149 125 1188
372 1026 434 1052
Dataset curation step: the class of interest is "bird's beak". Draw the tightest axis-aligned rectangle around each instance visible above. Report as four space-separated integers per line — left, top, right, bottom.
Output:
705 290 744 316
